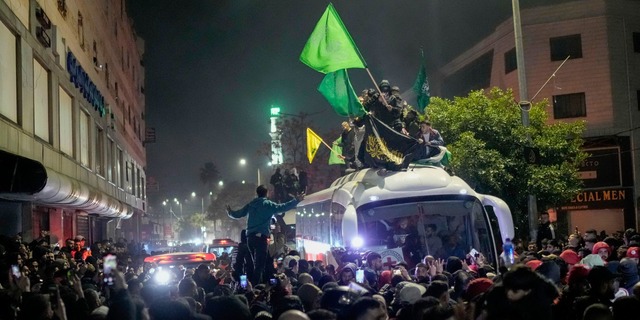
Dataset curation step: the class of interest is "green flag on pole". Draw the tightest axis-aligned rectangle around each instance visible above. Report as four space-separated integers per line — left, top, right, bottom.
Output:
412 49 431 110
299 3 366 74
329 137 345 165
318 69 365 117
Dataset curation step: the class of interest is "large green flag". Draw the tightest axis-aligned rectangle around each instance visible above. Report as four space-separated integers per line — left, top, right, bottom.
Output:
299 3 366 74
412 49 431 110
329 137 345 165
318 69 365 117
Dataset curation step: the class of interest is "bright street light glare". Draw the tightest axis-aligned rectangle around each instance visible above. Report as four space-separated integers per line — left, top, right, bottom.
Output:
239 159 246 166
242 180 246 184
218 181 224 186
191 192 196 197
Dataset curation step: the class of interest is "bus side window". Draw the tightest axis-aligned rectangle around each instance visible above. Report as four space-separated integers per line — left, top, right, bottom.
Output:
331 202 345 247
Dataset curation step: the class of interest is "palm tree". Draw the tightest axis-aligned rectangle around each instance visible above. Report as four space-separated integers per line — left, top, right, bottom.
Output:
199 162 220 237
199 162 220 191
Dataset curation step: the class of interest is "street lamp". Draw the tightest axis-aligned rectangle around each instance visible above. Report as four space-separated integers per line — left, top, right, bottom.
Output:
218 180 224 187
191 191 205 214
239 158 271 185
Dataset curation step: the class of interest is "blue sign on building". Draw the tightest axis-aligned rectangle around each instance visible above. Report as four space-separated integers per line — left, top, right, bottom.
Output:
66 51 106 117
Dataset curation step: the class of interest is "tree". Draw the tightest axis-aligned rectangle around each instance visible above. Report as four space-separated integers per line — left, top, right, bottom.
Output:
189 212 207 241
199 162 220 193
427 88 587 238
207 181 255 240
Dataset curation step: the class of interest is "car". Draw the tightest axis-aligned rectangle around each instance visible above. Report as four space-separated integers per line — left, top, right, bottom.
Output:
143 252 216 268
143 252 217 285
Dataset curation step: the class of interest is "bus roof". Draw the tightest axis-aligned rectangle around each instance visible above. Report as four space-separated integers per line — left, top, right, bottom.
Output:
299 166 480 209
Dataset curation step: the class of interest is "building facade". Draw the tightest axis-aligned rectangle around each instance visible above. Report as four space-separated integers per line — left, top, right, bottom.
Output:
436 0 640 235
0 0 146 245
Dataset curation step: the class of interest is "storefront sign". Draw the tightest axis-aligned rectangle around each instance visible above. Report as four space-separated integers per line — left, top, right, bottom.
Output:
560 187 632 210
578 148 621 188
66 51 106 117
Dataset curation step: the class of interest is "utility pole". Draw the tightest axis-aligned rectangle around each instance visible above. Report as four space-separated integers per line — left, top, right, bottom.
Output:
512 0 538 241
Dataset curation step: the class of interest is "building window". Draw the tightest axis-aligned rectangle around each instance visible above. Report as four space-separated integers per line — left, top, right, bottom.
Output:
92 40 99 67
105 63 110 89
77 12 85 49
79 111 90 167
59 87 73 156
136 167 141 197
550 34 582 61
504 48 517 74
57 0 67 18
107 138 114 182
634 32 640 53
553 92 586 119
33 59 51 142
117 148 123 187
96 126 105 176
0 22 18 122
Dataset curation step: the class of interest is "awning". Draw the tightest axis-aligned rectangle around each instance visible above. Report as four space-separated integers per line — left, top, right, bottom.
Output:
0 150 133 218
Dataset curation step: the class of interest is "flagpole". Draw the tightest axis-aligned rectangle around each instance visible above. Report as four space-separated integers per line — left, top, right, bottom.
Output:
320 139 339 155
364 68 392 109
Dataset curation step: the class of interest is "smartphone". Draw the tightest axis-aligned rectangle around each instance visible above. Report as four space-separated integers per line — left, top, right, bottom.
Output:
104 254 117 275
103 254 117 286
11 265 21 278
356 269 365 283
269 278 277 286
240 274 248 289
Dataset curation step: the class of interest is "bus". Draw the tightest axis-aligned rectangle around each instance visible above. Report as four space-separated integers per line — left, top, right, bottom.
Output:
295 165 514 269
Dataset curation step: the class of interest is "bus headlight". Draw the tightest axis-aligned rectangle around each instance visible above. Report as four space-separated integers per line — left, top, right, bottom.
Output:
351 236 364 248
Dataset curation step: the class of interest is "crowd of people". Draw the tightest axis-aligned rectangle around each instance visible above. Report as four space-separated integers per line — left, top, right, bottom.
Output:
1 222 640 320
2 224 639 320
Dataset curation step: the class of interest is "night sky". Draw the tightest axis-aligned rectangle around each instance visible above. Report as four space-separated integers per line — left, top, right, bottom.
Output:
127 0 567 204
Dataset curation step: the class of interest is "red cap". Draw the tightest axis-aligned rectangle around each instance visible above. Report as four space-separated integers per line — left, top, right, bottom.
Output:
560 250 580 265
592 241 610 255
465 278 493 300
526 259 543 270
627 247 640 259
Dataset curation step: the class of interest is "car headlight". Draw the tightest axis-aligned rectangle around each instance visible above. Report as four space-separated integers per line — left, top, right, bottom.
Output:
154 269 171 285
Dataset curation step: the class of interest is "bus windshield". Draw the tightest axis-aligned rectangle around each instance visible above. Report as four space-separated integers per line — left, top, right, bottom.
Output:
357 198 497 267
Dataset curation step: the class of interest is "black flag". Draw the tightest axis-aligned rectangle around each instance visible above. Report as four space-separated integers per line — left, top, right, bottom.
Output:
362 115 419 170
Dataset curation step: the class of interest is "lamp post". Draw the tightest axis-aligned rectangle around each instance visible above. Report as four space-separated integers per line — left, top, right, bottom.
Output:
191 192 205 214
512 0 538 241
240 158 272 185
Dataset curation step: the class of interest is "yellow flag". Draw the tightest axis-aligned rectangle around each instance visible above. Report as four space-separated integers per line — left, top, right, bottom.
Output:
307 128 323 163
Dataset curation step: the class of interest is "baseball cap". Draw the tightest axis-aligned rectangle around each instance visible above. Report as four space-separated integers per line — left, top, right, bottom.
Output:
626 247 639 259
74 235 85 241
560 250 581 265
